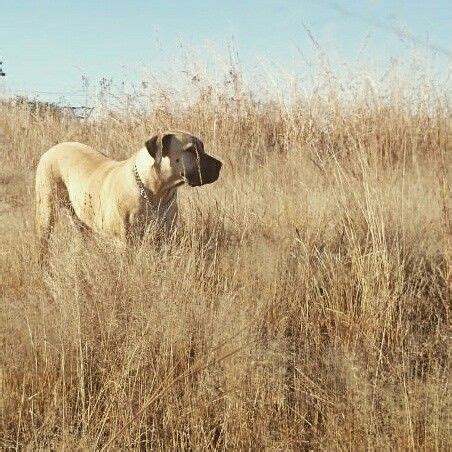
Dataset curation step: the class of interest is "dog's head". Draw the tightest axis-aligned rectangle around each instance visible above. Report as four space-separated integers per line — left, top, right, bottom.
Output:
145 131 222 188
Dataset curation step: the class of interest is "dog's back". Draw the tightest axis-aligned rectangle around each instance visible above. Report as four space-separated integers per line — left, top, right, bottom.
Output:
38 142 113 179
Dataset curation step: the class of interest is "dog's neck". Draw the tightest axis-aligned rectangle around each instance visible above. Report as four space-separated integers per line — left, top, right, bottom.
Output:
134 147 157 190
133 147 178 201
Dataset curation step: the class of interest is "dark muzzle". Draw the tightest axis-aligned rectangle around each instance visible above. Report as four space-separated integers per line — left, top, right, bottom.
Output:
181 152 222 187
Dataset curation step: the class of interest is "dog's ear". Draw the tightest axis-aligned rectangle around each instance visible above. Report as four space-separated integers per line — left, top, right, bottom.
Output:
145 133 173 165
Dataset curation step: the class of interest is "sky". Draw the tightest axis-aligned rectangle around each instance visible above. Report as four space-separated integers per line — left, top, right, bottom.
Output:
0 0 450 105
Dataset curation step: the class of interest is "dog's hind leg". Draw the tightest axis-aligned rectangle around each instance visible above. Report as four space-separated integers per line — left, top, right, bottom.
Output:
65 202 92 241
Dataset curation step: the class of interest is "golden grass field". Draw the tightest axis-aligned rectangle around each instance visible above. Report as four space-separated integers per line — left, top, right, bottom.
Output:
1 58 450 449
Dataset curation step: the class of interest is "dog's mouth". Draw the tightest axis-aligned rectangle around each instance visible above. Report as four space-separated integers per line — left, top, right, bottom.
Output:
179 154 222 187
170 177 186 189
178 172 201 187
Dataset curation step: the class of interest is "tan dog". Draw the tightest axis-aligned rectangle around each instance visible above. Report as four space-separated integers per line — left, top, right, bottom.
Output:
35 131 222 260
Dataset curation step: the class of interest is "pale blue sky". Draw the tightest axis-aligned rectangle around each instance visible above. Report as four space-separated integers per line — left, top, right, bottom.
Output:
0 0 450 105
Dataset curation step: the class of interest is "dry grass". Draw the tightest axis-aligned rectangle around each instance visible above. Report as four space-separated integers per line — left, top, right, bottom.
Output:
1 54 450 450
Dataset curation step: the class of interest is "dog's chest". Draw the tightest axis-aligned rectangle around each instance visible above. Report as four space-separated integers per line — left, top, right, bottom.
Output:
132 203 160 225
128 194 177 235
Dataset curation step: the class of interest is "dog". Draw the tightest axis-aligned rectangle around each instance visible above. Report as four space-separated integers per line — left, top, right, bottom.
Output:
35 131 222 260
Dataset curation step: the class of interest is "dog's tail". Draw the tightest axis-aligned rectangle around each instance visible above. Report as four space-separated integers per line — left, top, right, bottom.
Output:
35 153 58 263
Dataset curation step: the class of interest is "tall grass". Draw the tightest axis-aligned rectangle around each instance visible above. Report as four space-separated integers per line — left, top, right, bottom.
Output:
1 50 450 449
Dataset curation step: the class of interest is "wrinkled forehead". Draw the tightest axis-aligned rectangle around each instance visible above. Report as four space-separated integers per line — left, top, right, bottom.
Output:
166 132 204 152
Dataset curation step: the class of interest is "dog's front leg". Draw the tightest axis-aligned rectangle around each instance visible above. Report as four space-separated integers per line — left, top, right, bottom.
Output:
162 203 178 236
124 209 149 246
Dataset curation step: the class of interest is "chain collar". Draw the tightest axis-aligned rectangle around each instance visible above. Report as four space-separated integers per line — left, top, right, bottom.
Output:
133 164 175 214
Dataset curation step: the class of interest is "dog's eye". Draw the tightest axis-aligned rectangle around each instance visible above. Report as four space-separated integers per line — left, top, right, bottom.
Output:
175 158 180 163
